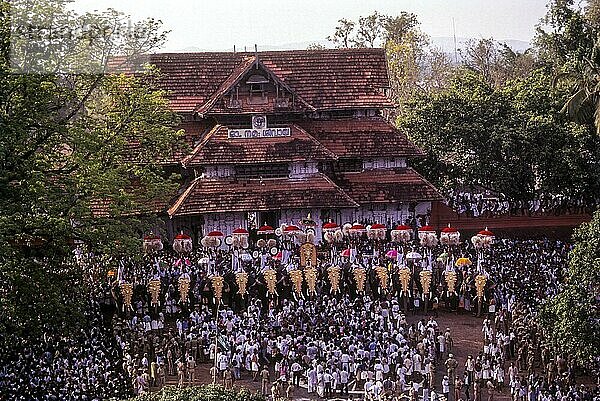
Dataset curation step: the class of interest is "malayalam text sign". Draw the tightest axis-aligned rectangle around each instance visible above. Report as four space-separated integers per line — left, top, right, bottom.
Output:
227 127 291 139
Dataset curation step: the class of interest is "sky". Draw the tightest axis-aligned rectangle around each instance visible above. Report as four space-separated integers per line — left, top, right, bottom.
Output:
69 0 549 52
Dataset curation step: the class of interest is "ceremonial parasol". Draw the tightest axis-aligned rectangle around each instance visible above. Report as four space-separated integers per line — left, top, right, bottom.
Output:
455 257 472 267
385 249 398 259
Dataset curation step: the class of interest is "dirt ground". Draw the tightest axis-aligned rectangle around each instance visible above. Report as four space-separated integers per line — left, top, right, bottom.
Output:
160 311 511 400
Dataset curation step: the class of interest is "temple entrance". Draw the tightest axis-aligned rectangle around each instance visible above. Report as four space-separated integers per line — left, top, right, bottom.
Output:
258 210 279 228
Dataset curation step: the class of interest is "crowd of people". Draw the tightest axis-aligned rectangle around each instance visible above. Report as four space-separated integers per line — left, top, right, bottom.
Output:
473 239 597 401
0 300 130 401
441 238 598 401
445 188 594 218
1 230 598 401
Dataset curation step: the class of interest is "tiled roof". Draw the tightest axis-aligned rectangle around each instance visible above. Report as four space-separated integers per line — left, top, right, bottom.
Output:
195 57 315 115
338 168 442 203
110 48 392 113
193 56 257 115
123 120 213 165
182 123 336 165
90 195 171 218
299 118 423 158
168 174 358 216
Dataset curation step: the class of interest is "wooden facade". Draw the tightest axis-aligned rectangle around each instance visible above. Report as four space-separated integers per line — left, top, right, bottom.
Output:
115 48 442 241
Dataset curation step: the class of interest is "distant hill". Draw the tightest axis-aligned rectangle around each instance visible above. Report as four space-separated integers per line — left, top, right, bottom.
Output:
173 37 531 55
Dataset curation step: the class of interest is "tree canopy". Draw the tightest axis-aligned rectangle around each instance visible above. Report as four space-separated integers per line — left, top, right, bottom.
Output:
540 211 600 369
324 7 600 206
536 0 600 133
397 67 600 203
326 11 443 107
0 0 183 338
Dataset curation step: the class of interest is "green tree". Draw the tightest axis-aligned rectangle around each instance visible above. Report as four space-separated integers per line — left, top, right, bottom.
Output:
398 70 534 198
540 211 600 369
536 0 600 134
398 67 600 204
460 38 537 87
123 385 266 401
381 12 423 44
0 0 182 338
327 11 442 111
352 11 384 48
306 42 326 50
326 18 355 48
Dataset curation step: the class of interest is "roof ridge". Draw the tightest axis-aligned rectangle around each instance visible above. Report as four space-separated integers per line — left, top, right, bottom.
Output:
290 123 338 161
167 178 200 217
319 173 359 208
181 124 223 167
195 58 316 116
148 48 386 57
194 57 256 115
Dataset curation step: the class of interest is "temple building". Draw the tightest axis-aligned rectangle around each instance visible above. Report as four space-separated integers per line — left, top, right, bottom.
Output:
137 48 441 239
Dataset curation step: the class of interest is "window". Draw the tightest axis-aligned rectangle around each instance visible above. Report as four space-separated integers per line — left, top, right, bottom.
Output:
235 163 289 179
246 74 269 97
250 83 264 96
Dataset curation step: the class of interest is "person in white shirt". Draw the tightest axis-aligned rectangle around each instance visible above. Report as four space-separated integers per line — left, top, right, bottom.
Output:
290 360 302 387
340 369 349 395
374 360 384 382
442 375 450 399
307 365 317 394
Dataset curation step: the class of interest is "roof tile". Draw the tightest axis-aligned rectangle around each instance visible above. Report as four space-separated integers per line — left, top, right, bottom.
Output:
338 168 442 203
299 118 423 158
183 123 336 165
168 173 358 216
111 49 392 113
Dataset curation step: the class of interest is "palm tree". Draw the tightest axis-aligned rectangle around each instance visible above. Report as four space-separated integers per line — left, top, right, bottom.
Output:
555 41 600 134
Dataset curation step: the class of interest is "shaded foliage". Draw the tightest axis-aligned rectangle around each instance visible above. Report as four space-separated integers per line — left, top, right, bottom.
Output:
122 385 266 401
540 211 600 369
0 0 182 339
461 38 537 87
398 68 600 204
536 0 600 133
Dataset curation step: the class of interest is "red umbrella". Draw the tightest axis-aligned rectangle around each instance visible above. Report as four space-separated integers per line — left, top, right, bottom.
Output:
340 248 351 257
441 225 459 233
418 225 436 233
391 225 412 243
477 228 495 237
473 227 495 247
257 225 275 235
348 224 366 235
394 225 412 231
173 233 192 253
143 233 163 253
440 224 460 245
206 231 224 238
323 222 340 232
283 225 301 234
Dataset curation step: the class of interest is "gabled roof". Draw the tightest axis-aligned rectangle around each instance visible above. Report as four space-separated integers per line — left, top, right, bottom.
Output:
194 57 315 116
337 168 442 204
110 48 393 113
299 118 424 158
182 123 336 166
167 173 358 216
